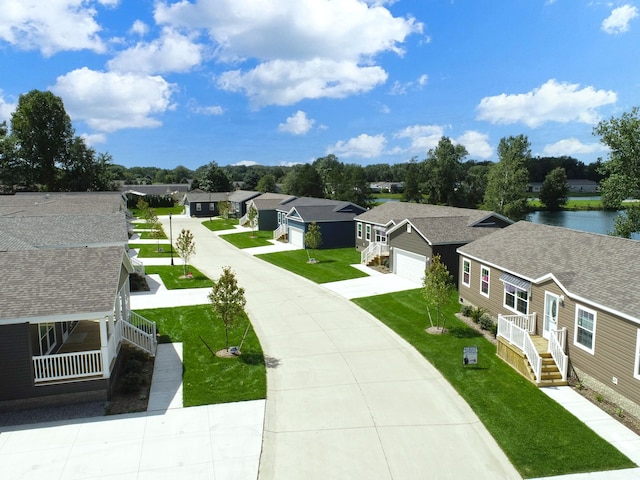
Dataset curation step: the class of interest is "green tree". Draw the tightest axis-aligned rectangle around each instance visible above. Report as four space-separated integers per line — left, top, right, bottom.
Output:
593 107 640 236
423 137 467 205
313 154 343 198
201 161 232 192
483 135 530 221
282 164 324 197
611 205 640 238
175 229 196 276
336 164 372 207
457 163 490 208
256 174 277 193
208 266 247 351
304 222 323 263
402 159 423 203
539 167 569 211
247 204 258 236
0 121 20 191
422 254 455 332
218 200 231 219
11 90 74 191
147 209 165 251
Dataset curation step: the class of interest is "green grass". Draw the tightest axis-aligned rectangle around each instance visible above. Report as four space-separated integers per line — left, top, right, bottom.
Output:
145 265 212 289
128 244 174 258
353 290 634 478
138 230 167 240
130 206 185 217
220 230 273 248
256 248 368 283
528 198 604 210
130 222 157 230
202 217 239 231
134 304 266 406
372 193 403 200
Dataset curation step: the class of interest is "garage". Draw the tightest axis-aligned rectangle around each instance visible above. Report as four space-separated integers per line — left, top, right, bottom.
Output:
289 227 305 248
393 248 427 284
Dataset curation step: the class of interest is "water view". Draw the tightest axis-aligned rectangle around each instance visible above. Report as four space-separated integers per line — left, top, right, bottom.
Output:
529 209 640 240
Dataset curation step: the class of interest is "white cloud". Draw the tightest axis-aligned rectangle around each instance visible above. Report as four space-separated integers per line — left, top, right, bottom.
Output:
417 74 428 86
155 0 421 105
0 0 108 56
602 4 638 34
542 137 608 156
51 67 177 132
217 59 387 106
130 20 149 37
232 160 259 166
0 92 16 123
394 124 445 153
278 111 315 135
190 104 224 115
80 132 107 146
389 74 428 95
108 28 203 74
327 133 386 158
476 79 617 127
454 131 493 159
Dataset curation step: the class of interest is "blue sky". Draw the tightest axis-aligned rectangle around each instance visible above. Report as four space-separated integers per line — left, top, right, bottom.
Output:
1 1 639 170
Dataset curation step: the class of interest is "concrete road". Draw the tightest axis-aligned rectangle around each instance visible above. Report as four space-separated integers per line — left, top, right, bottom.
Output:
161 215 520 480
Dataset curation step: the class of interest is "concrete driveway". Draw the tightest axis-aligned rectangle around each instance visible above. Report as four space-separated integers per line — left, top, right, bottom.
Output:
164 215 521 479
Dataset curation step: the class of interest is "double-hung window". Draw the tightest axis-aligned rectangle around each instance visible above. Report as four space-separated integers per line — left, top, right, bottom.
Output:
196 202 202 212
574 305 596 354
462 259 471 287
374 228 386 244
504 283 528 314
357 222 362 239
480 266 490 297
365 224 371 242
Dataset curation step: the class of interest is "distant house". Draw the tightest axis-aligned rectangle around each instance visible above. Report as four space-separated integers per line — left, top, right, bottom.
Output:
457 221 640 411
183 189 229 217
274 197 366 249
354 202 512 284
243 193 296 230
0 191 127 217
227 190 261 218
527 179 600 194
120 183 191 206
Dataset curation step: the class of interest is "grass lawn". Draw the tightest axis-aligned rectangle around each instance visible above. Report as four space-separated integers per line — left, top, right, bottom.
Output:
145 265 212 289
220 230 273 248
528 198 604 210
134 304 266 406
130 206 185 217
138 230 168 240
128 244 173 258
130 222 157 230
202 217 239 231
256 248 368 283
353 290 634 478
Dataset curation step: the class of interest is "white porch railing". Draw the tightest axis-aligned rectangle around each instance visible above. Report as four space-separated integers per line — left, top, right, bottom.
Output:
361 242 389 265
131 256 145 275
239 212 249 226
273 223 287 240
498 313 542 382
33 351 102 383
549 328 568 381
122 312 157 356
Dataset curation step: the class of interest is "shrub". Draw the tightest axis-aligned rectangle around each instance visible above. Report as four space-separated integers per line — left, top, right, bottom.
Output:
120 371 143 393
469 307 486 324
460 304 473 317
479 313 494 331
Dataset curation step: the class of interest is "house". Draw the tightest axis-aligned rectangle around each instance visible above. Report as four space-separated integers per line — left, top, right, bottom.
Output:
120 183 191 207
242 193 296 230
274 197 367 249
227 190 261 219
354 202 512 284
457 221 640 411
527 179 600 194
183 189 229 217
0 193 156 410
0 191 127 216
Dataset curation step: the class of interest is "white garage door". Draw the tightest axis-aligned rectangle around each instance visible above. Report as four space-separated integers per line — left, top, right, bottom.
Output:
393 248 426 284
289 227 305 248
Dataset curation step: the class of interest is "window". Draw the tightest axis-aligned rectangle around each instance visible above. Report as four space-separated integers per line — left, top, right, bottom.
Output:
480 266 490 297
375 228 386 243
504 283 529 314
634 330 640 380
209 202 215 211
574 305 596 354
196 203 202 212
357 222 362 239
462 259 471 287
39 323 56 355
365 224 371 241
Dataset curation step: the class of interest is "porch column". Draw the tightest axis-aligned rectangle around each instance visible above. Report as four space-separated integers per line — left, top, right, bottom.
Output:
100 316 110 378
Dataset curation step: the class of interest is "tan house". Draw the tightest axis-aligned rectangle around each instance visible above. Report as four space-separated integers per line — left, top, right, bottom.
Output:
457 221 640 411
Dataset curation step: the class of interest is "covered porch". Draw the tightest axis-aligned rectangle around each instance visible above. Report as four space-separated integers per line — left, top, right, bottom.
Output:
497 313 569 387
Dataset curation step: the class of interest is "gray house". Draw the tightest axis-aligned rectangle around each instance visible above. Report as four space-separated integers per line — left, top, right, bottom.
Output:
183 189 229 217
354 202 512 284
227 190 261 218
243 193 296 230
457 221 640 410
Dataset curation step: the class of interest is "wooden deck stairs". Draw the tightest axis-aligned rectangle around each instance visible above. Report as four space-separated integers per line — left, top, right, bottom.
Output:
366 255 388 267
529 335 568 387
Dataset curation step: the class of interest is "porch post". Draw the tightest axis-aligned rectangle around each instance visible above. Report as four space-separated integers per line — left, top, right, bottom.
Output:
100 316 110 378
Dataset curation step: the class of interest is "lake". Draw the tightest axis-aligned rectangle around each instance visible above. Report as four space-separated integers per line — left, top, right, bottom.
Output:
529 209 639 240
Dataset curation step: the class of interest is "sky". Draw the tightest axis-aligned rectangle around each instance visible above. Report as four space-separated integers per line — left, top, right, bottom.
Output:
1 1 639 170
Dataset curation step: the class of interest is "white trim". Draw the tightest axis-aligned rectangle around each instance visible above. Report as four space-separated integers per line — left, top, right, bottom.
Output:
365 224 371 242
574 304 597 355
634 330 640 381
503 282 529 315
462 258 471 288
357 222 362 239
480 265 490 298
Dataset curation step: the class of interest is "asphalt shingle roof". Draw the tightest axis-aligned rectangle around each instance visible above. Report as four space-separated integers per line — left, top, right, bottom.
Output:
355 201 501 226
458 221 640 320
227 190 260 203
281 198 366 222
250 193 296 211
405 216 503 244
185 191 229 202
0 192 125 216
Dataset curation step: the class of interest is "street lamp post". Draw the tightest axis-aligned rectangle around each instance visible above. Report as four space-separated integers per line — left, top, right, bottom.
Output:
169 212 174 266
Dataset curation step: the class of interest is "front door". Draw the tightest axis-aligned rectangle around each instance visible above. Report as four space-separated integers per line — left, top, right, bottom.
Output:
543 292 559 339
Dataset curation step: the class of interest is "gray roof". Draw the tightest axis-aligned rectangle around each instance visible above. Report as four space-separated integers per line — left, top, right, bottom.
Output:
0 212 128 250
402 216 503 244
0 192 126 216
250 193 296 211
120 184 190 196
458 221 640 321
281 198 366 222
185 190 229 202
355 201 505 227
0 246 127 321
227 190 261 203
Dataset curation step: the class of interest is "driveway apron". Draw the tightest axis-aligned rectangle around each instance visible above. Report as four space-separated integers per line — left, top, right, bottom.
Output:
163 216 521 480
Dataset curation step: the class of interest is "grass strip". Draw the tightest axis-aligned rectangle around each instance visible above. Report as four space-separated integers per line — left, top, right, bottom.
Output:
134 304 266 406
256 248 368 283
220 230 273 248
353 289 634 478
202 218 240 231
128 244 173 258
145 264 212 289
138 231 168 240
